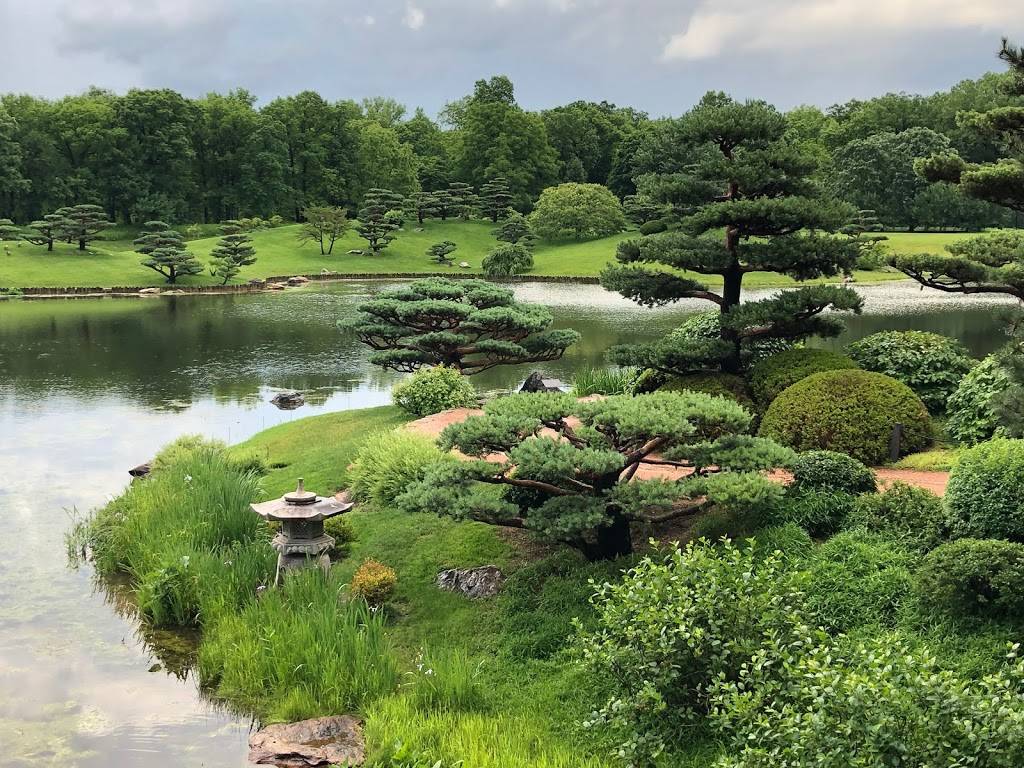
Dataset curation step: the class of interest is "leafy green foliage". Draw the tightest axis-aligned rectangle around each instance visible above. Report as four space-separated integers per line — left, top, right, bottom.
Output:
946 438 1024 540
748 347 858 405
916 538 1024 621
56 203 110 250
758 369 932 464
426 240 457 265
357 188 404 255
348 429 457 507
774 488 858 537
570 366 638 397
135 220 203 283
577 540 808 763
528 183 627 240
491 210 536 249
948 353 1011 444
637 219 667 235
392 365 478 417
351 558 399 606
846 330 975 413
890 230 1024 301
790 450 877 494
297 205 349 255
347 278 579 374
481 243 534 277
846 482 947 553
478 176 513 222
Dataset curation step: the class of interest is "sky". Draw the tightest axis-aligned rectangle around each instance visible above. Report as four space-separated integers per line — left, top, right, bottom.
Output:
1 0 1023 118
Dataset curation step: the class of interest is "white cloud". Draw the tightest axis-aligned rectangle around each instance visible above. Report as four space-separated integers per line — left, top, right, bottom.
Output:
403 3 425 30
663 0 1021 61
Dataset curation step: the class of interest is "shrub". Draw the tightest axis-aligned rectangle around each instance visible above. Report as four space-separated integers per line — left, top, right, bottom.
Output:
528 182 627 240
776 488 859 538
392 365 477 417
350 558 398 606
790 450 876 494
916 538 1024 621
748 347 858 406
801 530 915 632
625 367 666 394
846 482 947 553
846 330 975 413
711 635 1024 768
659 372 756 412
325 515 357 555
481 243 534 277
742 523 815 564
945 438 1024 540
637 218 667 235
947 354 1010 445
758 369 932 465
348 429 455 507
672 311 792 372
577 539 806 763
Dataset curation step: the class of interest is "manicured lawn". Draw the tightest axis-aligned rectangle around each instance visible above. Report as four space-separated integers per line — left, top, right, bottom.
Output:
0 221 966 289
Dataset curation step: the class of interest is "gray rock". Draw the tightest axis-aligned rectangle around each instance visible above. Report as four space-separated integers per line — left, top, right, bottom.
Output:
128 462 151 479
347 249 363 255
520 371 566 393
267 282 287 291
287 275 310 286
138 287 160 295
437 565 504 599
271 391 305 410
248 715 364 767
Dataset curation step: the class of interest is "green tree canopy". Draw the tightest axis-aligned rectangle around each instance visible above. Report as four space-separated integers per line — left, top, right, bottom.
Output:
356 188 404 255
135 220 202 283
529 182 627 240
57 203 110 250
426 240 457 265
493 210 536 249
297 205 349 255
208 220 257 284
347 277 579 374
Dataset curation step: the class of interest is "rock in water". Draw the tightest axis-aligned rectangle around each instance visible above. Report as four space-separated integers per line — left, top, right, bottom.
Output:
520 371 566 393
271 392 305 410
249 715 365 767
437 565 504 599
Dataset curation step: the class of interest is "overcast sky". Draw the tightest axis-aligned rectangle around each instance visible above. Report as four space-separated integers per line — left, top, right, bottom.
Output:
1 0 1023 117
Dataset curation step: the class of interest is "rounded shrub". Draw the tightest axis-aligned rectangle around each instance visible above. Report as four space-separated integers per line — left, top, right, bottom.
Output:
743 522 814 564
945 438 1024 540
790 450 877 495
748 347 858 406
846 481 946 553
350 558 398 606
915 538 1024 620
349 429 455 508
659 372 756 411
758 369 931 465
775 488 859 538
947 354 1009 445
846 330 975 414
392 365 477 417
481 242 534 277
638 219 668 235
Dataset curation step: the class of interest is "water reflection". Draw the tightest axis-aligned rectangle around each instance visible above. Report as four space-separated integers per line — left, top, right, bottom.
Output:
0 279 1017 767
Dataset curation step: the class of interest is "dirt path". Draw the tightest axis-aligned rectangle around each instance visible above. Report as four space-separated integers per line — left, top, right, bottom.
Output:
405 408 952 496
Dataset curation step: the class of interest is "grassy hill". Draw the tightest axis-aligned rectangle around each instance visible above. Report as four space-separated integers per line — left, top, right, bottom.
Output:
0 220 976 290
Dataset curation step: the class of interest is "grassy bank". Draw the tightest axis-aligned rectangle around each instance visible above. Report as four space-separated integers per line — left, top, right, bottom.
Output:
0 220 954 289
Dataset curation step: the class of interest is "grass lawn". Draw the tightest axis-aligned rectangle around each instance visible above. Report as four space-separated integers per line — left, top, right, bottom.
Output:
0 221 969 290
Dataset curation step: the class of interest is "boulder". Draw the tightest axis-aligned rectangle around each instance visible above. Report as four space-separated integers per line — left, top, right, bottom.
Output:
267 282 287 291
458 261 470 269
347 249 363 255
271 391 305 410
287 275 310 286
248 278 267 286
248 715 364 767
520 372 566 393
138 287 160 295
128 462 151 479
437 565 504 599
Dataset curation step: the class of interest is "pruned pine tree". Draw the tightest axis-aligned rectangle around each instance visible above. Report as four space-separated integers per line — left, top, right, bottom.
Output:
426 240 457 265
410 191 440 225
447 182 478 220
348 277 579 373
24 213 69 251
356 188 404 255
56 204 111 250
601 93 862 375
208 220 257 284
479 175 513 222
135 221 203 284
493 210 536 249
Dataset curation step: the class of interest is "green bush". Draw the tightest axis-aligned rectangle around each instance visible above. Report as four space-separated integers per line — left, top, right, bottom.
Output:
348 429 455 507
577 539 806 763
945 438 1024 540
775 488 859 538
846 482 947 553
671 311 792 372
758 369 932 465
637 219 667 235
350 558 398 606
790 450 877 494
743 523 815 564
947 354 1010 445
846 330 975 414
802 530 914 632
481 243 534 277
659 372 756 411
712 635 1024 768
392 365 477 417
748 348 858 406
915 538 1024 621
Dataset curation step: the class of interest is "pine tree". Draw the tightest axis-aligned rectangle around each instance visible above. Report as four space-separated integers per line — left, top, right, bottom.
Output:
426 240 457 265
447 182 478 220
0 218 22 240
208 220 257 284
432 188 454 221
601 93 861 375
356 188 403 255
56 204 110 250
23 213 69 251
410 191 440 225
479 176 513 222
135 221 203 284
492 210 536 249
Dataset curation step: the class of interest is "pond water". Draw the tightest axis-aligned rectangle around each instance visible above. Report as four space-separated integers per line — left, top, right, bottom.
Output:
0 279 1017 767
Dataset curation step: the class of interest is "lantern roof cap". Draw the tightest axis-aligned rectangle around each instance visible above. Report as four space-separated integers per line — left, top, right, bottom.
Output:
250 479 354 522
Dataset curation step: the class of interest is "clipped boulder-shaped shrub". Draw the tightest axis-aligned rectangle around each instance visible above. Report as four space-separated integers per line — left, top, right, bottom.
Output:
846 330 975 414
846 482 947 553
749 347 858 406
915 538 1024 620
658 372 756 412
637 219 668 235
790 450 877 495
945 438 1024 540
947 354 1010 445
775 488 859 538
758 369 931 465
391 365 477 417
350 559 397 606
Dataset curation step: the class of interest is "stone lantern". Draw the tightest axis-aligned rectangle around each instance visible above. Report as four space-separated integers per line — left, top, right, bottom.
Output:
250 478 354 585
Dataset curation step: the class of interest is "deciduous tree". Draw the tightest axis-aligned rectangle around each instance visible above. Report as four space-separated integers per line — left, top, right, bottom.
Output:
530 182 627 240
297 205 348 255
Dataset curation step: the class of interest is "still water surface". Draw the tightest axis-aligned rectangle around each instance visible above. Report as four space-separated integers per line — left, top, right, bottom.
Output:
0 280 1016 767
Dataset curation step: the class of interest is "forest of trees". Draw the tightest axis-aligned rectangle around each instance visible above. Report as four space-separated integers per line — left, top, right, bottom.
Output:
0 72 1019 230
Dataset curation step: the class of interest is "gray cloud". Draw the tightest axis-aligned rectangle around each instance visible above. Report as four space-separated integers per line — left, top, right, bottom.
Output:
0 0 1020 115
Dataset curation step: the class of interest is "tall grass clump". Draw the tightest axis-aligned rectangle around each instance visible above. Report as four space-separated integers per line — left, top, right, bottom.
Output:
69 436 273 626
570 366 637 397
349 429 455 507
198 569 398 722
405 647 487 713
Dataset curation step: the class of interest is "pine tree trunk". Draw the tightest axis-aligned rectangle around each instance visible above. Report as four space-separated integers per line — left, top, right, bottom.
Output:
585 512 633 560
720 228 744 374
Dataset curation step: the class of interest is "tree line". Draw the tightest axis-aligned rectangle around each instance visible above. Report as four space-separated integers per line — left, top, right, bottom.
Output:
0 70 1020 230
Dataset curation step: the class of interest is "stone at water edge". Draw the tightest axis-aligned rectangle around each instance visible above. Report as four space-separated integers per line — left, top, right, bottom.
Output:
271 391 305 410
287 275 310 286
248 715 364 767
520 371 566 393
437 565 505 599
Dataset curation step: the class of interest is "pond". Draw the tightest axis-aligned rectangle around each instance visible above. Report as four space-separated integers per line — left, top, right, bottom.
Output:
0 279 1016 767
